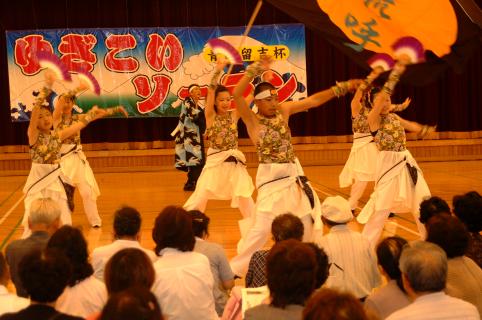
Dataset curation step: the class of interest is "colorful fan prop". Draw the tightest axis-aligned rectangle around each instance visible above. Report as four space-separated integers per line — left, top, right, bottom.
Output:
367 53 395 71
36 51 72 82
392 37 425 63
207 38 243 65
76 69 101 95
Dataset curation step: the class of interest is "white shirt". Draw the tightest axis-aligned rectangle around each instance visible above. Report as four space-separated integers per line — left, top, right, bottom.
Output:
0 285 30 316
317 225 381 298
91 239 157 281
152 248 218 320
56 275 107 318
387 292 480 320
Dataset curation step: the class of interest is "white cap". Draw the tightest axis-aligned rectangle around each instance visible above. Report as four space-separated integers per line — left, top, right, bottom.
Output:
321 196 353 223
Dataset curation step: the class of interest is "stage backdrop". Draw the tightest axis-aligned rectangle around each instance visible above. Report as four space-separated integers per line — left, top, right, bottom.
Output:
6 24 307 121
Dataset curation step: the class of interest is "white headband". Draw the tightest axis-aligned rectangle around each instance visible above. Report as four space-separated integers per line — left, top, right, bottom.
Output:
254 89 277 100
189 85 200 93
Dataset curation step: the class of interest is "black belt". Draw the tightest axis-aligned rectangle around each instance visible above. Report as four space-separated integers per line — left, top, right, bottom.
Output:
353 134 372 140
224 155 246 166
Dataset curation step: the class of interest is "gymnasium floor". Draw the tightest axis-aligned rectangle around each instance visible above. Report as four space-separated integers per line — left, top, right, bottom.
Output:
1 160 481 258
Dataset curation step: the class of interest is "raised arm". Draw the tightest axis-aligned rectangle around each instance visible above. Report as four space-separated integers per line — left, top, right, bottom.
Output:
232 60 269 138
389 97 411 112
351 67 383 116
27 88 51 146
57 106 108 141
367 59 408 132
280 79 361 118
205 61 227 127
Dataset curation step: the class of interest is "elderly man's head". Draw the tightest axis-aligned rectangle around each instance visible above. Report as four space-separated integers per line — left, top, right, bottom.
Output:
28 198 61 233
399 241 447 297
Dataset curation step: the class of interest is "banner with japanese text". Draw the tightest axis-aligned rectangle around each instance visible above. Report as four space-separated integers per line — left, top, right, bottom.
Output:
7 24 307 121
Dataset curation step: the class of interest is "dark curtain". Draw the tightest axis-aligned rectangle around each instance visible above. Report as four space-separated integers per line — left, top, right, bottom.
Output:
1 0 481 146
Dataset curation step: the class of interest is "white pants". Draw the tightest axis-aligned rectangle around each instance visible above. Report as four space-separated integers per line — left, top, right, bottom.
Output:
349 180 369 210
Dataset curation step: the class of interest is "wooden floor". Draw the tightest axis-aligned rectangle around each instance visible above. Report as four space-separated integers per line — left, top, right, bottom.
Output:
1 160 481 259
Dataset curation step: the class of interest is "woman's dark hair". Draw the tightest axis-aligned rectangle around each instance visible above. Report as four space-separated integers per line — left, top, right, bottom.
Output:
253 81 276 97
213 85 230 113
267 239 317 308
47 226 93 286
19 249 72 303
362 86 381 109
306 243 330 289
419 196 451 224
271 213 304 243
152 206 195 255
99 287 163 320
376 236 408 292
453 191 482 233
104 248 155 295
188 210 210 238
426 215 469 258
303 288 368 320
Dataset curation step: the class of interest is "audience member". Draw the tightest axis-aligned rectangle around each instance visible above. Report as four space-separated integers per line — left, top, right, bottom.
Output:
151 206 217 320
0 252 29 316
47 226 107 318
306 242 330 289
303 288 369 320
364 236 410 319
317 196 381 299
92 206 156 281
426 215 482 315
418 196 451 225
246 213 304 288
99 287 163 320
453 191 482 267
386 241 479 320
5 198 60 297
245 239 317 320
0 249 82 320
190 210 234 316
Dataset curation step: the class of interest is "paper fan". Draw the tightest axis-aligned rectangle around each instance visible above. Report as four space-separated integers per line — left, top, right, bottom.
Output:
207 38 243 65
367 53 395 71
392 37 425 63
36 51 72 81
76 69 101 95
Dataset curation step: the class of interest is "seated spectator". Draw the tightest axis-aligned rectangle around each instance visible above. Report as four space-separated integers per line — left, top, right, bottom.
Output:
5 198 60 297
317 196 381 299
0 249 82 320
386 241 479 320
47 226 107 318
364 236 410 319
245 239 318 320
99 287 163 320
189 210 234 316
453 191 482 267
246 213 304 288
86 248 156 320
306 243 330 289
92 206 156 281
303 288 369 320
0 252 29 316
426 215 482 315
418 196 451 225
151 206 217 320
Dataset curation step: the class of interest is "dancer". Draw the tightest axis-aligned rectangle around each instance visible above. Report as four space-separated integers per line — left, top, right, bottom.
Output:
183 62 255 218
174 84 206 191
340 68 436 213
229 57 359 275
357 56 431 248
53 90 127 227
23 85 110 238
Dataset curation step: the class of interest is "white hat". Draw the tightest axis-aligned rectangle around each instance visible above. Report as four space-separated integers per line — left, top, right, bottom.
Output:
321 196 353 223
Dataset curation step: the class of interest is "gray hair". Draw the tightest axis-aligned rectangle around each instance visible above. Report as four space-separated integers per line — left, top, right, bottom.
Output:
399 241 447 293
28 198 61 226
